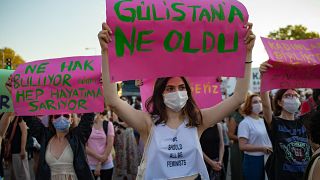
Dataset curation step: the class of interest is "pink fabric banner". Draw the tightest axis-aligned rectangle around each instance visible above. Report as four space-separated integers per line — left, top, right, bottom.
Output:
12 56 104 115
260 38 320 92
106 0 249 82
140 77 222 111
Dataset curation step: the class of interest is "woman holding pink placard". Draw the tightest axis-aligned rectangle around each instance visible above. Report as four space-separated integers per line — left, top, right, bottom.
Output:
99 21 255 179
21 113 95 180
260 61 312 180
5 76 95 180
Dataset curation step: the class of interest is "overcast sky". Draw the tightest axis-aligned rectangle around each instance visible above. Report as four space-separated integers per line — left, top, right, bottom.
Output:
0 0 319 67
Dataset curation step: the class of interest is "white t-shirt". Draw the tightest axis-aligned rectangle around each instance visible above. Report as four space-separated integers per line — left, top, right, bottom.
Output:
238 116 272 156
145 120 209 179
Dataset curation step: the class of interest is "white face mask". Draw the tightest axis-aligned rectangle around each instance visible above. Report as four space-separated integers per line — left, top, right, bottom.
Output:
283 98 301 114
163 91 188 112
252 103 262 114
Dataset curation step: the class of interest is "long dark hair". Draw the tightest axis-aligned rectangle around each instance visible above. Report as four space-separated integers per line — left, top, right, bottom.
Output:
309 111 320 145
145 77 202 127
313 89 320 106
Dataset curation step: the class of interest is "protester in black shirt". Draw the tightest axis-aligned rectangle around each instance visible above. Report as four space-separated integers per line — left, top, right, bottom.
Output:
260 62 312 180
201 124 224 180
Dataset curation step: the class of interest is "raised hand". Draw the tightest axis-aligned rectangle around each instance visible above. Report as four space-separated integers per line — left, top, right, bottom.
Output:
98 23 113 51
5 75 13 94
259 61 273 75
244 22 256 51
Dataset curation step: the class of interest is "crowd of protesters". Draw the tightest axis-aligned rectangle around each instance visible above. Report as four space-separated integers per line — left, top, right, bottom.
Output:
0 22 319 180
1 87 319 180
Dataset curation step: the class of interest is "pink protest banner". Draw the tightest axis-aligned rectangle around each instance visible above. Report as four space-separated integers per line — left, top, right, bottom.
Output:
106 0 249 82
140 77 222 111
260 38 320 92
12 56 104 115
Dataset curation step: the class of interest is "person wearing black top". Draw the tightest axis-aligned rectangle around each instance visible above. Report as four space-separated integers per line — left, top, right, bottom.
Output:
200 124 224 180
260 62 312 180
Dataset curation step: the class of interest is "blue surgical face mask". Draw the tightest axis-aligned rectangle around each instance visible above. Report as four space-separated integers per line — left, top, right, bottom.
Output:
53 116 71 132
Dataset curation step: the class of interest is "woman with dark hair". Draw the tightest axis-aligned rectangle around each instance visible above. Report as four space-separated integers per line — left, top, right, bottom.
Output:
238 94 272 180
304 111 320 180
99 22 256 179
260 61 312 180
22 113 95 180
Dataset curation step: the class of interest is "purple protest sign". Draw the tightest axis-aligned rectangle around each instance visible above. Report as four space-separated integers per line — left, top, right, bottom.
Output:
12 56 104 115
106 0 249 82
260 38 320 92
140 77 222 111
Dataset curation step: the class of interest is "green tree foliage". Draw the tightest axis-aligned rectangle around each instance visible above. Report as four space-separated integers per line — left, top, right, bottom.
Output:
0 47 25 69
268 25 320 40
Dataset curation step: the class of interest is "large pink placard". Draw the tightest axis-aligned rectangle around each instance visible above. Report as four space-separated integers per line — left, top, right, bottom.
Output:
260 38 320 92
12 56 104 115
140 77 222 111
106 0 249 82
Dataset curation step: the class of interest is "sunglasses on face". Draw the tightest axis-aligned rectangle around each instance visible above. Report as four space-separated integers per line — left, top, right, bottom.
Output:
53 114 70 119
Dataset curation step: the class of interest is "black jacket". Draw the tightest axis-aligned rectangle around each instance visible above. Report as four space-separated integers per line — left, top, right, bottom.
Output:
23 113 95 180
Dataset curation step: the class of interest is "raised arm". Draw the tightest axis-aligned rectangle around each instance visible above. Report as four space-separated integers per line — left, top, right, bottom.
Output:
22 116 47 143
0 112 13 152
200 22 255 132
99 23 152 139
259 61 274 126
74 113 95 144
0 112 14 139
19 118 28 160
1 78 14 138
217 123 224 164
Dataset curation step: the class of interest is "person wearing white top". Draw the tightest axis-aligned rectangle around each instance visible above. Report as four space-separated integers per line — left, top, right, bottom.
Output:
238 94 272 180
99 22 256 179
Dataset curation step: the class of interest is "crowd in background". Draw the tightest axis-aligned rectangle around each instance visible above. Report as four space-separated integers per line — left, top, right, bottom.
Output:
0 87 319 180
0 24 319 179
